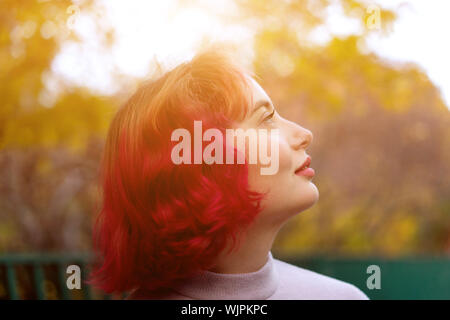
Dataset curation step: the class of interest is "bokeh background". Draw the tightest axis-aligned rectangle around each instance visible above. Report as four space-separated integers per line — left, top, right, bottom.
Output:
0 0 449 299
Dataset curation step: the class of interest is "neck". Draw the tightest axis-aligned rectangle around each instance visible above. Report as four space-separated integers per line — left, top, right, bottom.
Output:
208 220 281 274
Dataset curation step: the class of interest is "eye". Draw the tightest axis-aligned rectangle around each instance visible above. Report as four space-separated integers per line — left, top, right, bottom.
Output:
263 109 275 123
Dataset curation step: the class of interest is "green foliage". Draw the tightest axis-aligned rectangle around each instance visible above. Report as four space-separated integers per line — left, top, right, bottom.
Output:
0 0 116 252
0 0 116 151
1 91 115 151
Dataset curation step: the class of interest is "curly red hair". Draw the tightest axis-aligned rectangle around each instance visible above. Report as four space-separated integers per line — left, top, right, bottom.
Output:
88 50 264 294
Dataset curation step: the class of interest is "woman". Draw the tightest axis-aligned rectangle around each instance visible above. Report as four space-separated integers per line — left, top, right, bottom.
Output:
89 49 369 300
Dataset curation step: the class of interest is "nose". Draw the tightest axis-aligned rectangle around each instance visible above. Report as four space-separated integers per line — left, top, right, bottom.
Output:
289 122 313 150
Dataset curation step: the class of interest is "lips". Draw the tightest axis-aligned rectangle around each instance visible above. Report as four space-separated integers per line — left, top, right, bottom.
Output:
295 155 315 178
295 156 311 173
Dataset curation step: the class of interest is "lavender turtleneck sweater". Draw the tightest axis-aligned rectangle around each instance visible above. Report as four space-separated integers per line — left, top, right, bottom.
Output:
128 251 369 300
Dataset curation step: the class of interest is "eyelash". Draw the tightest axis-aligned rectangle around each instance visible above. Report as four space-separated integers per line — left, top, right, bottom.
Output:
263 109 275 123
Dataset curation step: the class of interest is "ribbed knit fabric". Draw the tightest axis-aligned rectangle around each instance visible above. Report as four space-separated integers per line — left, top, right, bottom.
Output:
128 251 369 300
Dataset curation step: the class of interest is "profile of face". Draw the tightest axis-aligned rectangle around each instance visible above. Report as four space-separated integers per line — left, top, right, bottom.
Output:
237 77 319 228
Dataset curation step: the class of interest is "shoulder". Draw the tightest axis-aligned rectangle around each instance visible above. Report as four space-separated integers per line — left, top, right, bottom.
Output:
272 258 369 300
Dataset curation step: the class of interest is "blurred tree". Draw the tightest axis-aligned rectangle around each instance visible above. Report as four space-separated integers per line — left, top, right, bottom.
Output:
0 139 103 251
0 0 116 149
0 0 118 252
1 0 449 257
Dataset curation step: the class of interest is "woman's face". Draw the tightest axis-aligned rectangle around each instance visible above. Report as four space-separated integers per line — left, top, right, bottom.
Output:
238 77 319 226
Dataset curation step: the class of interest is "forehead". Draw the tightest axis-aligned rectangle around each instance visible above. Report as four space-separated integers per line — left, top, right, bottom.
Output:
247 77 271 108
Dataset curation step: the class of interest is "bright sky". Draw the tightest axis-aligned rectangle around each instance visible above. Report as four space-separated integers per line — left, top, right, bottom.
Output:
50 0 450 109
366 0 450 109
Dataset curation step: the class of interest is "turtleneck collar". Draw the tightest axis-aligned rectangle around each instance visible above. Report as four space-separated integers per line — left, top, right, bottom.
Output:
171 251 279 300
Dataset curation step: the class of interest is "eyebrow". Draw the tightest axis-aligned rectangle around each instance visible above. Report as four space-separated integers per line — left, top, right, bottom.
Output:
250 100 272 117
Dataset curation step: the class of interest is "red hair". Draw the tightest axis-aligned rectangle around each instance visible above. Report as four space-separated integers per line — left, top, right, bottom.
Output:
88 50 264 294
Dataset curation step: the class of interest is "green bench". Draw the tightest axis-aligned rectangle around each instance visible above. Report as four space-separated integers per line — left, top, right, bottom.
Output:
285 255 450 300
0 253 113 300
1 253 449 299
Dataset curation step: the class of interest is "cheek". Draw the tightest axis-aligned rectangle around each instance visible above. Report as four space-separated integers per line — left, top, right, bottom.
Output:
246 135 319 220
277 138 292 173
247 135 292 193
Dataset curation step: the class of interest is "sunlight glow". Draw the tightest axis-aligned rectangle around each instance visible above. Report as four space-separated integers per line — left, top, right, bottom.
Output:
52 0 450 109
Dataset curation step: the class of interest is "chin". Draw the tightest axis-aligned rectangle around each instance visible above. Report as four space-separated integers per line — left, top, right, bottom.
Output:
251 180 320 225
294 182 319 213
